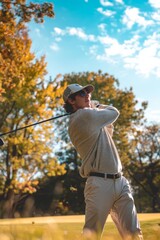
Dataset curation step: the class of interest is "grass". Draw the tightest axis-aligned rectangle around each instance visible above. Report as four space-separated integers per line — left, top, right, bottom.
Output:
0 214 159 239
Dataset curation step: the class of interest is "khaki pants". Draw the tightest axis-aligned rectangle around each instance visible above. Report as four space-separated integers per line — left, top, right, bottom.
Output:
83 176 143 240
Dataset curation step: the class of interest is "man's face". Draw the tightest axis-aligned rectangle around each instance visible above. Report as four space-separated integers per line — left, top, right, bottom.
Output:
68 89 92 111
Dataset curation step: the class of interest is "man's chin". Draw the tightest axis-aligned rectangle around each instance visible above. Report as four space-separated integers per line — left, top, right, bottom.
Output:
85 103 91 108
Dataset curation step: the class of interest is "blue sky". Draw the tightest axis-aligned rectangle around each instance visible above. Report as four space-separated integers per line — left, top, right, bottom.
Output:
29 0 160 123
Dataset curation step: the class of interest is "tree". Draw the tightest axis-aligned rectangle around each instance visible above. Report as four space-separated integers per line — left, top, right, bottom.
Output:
128 124 160 212
0 0 54 23
0 1 66 218
51 71 147 213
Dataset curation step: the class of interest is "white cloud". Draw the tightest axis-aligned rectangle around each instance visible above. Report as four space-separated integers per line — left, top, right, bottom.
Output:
98 35 140 58
122 7 154 29
98 35 118 46
115 0 124 4
152 11 160 21
67 27 96 41
95 31 160 78
145 109 160 123
89 45 98 55
53 27 96 41
67 27 86 39
50 42 59 51
35 28 41 37
98 23 107 34
97 7 115 17
149 0 160 9
53 27 65 35
100 0 124 6
100 0 113 7
55 37 62 42
52 25 160 78
124 33 160 77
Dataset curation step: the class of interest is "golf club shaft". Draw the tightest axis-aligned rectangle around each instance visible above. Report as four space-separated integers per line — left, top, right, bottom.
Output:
0 113 70 137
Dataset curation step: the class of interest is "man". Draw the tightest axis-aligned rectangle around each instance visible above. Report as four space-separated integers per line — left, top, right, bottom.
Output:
63 83 143 240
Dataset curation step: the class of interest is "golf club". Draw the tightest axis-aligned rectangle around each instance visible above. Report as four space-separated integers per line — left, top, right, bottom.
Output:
0 138 4 146
0 113 70 146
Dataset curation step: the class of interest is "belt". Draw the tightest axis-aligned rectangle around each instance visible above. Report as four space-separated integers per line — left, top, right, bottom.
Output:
89 172 122 179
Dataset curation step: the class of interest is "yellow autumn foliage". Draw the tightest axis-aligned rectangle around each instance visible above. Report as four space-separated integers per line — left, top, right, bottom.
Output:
0 6 66 198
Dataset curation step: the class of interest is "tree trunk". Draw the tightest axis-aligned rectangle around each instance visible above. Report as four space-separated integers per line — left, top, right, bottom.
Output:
1 189 16 218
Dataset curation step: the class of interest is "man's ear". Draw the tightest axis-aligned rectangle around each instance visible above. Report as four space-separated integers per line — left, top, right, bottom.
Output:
67 98 75 105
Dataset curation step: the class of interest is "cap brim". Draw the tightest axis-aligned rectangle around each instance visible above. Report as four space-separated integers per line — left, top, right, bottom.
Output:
64 84 94 102
83 85 94 93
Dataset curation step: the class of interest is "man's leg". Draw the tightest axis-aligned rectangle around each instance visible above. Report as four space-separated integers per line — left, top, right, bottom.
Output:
110 177 143 240
83 177 115 238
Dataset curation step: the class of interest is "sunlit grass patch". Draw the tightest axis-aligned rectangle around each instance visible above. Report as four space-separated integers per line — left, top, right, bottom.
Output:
0 216 159 239
0 223 63 240
140 220 160 240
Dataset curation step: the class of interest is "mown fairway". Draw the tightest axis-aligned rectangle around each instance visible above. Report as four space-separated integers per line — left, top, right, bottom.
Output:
0 214 159 239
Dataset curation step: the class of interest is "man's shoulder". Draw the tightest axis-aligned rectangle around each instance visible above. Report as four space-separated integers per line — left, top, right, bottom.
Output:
71 108 96 120
76 107 96 116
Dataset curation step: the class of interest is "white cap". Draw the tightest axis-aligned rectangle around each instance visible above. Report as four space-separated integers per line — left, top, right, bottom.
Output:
63 83 94 102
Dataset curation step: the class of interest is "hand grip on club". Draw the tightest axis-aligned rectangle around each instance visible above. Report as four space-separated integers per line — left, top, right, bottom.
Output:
91 100 100 108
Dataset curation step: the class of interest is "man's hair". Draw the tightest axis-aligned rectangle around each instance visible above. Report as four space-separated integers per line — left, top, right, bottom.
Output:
63 102 74 113
63 93 77 113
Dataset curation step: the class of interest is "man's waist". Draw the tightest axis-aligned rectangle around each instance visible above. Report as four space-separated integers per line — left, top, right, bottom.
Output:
89 172 122 179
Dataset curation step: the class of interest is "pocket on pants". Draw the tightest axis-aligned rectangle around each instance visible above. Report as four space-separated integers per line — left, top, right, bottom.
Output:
84 177 98 200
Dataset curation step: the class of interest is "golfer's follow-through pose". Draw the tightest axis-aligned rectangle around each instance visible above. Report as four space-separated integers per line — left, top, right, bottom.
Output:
63 83 143 240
